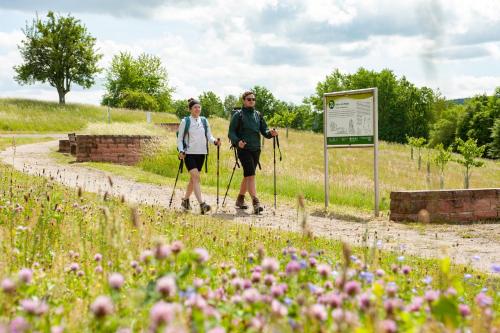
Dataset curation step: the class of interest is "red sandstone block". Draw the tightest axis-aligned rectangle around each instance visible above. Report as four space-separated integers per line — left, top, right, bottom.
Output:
452 190 473 199
472 189 497 199
473 198 492 211
448 212 474 223
474 210 498 220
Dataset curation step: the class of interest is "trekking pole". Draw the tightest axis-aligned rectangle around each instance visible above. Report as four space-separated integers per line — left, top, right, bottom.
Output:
216 139 220 209
273 129 282 210
222 147 240 207
169 157 184 208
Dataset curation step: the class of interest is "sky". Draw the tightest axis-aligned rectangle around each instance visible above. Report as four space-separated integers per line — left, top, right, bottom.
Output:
0 0 499 105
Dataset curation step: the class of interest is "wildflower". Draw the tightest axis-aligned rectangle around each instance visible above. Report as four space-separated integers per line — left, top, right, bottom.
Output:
285 261 300 275
170 241 184 254
156 276 176 298
379 320 397 333
150 301 178 327
344 280 361 296
1 278 16 294
242 288 260 304
424 290 439 303
90 296 114 318
262 257 279 273
271 300 288 317
475 293 493 308
18 268 33 284
108 273 125 290
309 304 327 321
194 248 210 264
94 253 102 262
459 304 471 317
317 264 331 278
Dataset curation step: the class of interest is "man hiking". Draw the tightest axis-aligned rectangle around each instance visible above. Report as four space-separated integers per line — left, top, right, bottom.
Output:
228 91 278 214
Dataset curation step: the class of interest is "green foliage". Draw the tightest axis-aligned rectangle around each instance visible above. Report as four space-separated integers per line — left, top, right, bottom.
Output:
406 136 426 169
198 91 224 118
429 105 465 148
173 99 189 119
117 89 159 111
268 101 297 138
223 95 240 118
13 11 102 104
252 85 277 118
433 144 453 189
455 138 486 189
489 118 500 159
102 52 173 112
308 68 437 143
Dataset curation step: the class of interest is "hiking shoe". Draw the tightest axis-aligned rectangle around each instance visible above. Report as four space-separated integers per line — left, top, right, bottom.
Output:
200 202 211 215
235 194 248 209
252 197 264 215
181 198 191 211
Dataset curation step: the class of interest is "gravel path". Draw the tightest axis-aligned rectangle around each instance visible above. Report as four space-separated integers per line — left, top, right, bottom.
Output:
1 138 499 273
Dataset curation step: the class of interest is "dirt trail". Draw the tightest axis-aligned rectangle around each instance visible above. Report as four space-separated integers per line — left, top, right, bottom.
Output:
1 138 499 273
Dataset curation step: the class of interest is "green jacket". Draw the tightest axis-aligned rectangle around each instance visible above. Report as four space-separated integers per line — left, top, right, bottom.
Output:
228 107 272 151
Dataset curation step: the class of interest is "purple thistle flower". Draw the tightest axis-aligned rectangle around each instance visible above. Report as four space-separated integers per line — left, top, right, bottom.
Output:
459 304 471 317
491 263 500 273
194 248 210 264
156 276 176 298
94 253 102 262
262 257 279 273
90 296 114 318
317 264 331 278
242 288 260 304
424 290 439 303
379 319 397 333
108 273 125 290
9 317 29 332
1 278 16 294
149 301 178 327
344 280 361 296
20 298 48 315
402 265 411 275
170 241 184 254
285 261 301 275
475 293 493 308
155 244 171 260
18 268 33 284
358 293 371 311
271 300 288 317
309 304 327 321
69 263 79 272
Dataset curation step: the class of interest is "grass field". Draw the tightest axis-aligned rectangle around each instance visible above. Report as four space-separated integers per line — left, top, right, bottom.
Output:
0 157 498 331
0 98 177 133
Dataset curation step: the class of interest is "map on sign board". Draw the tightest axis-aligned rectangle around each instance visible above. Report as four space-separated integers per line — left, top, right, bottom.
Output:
325 92 374 146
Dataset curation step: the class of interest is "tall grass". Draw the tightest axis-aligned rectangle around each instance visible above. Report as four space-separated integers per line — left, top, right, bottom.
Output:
0 98 177 133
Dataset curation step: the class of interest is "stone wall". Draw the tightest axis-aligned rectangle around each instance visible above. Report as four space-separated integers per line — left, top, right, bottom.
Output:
75 135 153 165
390 189 499 223
58 140 70 153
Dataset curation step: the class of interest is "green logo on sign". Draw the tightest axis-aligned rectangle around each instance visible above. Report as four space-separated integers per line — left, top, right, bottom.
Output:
328 100 335 109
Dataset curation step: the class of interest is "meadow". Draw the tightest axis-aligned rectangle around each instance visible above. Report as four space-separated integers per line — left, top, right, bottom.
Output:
0 156 499 332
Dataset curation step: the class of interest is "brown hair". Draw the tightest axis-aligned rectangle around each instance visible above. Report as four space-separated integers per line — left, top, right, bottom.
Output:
241 91 255 101
188 98 200 109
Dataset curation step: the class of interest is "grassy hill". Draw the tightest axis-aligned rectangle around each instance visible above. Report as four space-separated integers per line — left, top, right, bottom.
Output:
0 98 177 133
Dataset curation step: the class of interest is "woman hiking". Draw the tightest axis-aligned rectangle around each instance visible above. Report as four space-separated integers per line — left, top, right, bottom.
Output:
228 91 278 214
177 98 221 214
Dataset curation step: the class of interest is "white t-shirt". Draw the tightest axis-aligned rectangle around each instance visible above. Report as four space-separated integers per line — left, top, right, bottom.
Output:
177 116 217 154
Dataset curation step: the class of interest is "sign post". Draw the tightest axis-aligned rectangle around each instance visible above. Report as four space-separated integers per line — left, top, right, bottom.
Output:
323 88 379 216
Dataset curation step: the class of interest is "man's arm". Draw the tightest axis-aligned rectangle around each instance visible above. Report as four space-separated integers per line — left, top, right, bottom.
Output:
259 114 273 139
228 113 241 146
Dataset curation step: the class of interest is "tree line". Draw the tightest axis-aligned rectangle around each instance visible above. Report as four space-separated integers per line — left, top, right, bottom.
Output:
13 12 500 159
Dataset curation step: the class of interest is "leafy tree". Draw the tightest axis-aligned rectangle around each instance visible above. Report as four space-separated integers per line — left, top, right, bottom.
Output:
455 138 485 189
224 95 240 118
433 143 453 189
406 137 426 170
199 91 224 118
488 118 500 159
268 101 297 138
252 85 277 118
14 11 102 104
102 52 173 112
173 99 189 119
118 89 159 111
429 105 465 148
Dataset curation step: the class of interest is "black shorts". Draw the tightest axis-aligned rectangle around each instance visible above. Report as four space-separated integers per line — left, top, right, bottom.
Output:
184 154 205 172
237 149 260 177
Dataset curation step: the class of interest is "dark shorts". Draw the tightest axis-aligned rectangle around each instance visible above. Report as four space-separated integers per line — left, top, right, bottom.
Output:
237 149 261 177
184 154 205 172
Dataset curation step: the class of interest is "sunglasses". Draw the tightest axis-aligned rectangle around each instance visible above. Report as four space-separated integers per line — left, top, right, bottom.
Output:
245 98 256 101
